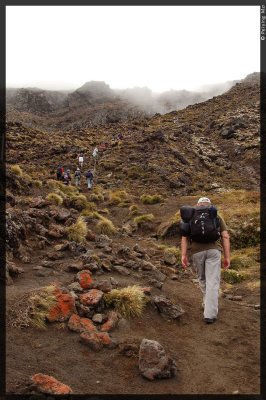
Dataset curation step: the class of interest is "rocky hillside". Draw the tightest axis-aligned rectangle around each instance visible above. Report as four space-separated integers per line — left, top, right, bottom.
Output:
6 78 236 131
6 72 260 196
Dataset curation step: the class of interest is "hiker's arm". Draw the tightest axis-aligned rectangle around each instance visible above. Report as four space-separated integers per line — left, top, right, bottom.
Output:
181 236 189 269
221 230 230 269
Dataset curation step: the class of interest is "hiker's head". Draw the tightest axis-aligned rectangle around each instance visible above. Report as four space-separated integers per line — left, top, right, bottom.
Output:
197 197 211 206
77 168 80 171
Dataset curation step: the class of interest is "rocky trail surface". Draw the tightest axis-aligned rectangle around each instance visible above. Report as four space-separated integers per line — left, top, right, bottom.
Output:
5 73 260 395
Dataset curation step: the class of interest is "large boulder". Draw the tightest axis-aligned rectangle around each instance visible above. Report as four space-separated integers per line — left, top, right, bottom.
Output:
139 339 177 381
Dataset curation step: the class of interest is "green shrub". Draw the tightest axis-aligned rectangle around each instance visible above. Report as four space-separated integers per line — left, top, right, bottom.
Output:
164 246 181 260
65 217 88 243
230 254 253 270
221 269 246 284
104 285 147 318
140 194 164 204
46 192 63 206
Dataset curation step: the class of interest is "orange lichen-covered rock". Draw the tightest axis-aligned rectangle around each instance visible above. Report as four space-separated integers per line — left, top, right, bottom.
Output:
100 311 119 332
80 331 115 351
47 287 75 322
77 270 93 289
31 373 73 394
68 313 97 334
79 289 104 306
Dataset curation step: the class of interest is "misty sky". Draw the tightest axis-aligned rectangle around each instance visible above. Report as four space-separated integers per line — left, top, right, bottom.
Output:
6 5 260 93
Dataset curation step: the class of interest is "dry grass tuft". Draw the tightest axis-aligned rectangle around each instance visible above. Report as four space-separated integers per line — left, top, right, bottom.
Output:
32 180 43 188
109 190 129 206
7 285 57 329
140 194 164 204
104 285 148 318
67 194 88 210
46 192 63 206
65 217 88 243
96 217 117 235
10 164 23 177
134 213 154 226
129 204 140 216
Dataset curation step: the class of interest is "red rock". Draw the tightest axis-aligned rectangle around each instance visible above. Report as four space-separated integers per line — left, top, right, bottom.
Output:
80 331 114 351
79 289 104 306
68 314 97 334
31 373 73 394
77 270 93 289
47 287 75 322
100 311 119 332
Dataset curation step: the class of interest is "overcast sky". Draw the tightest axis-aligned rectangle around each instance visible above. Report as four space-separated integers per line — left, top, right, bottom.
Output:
6 5 260 93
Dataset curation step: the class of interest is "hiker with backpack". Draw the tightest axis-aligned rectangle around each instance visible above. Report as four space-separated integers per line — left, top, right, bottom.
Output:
78 153 84 168
180 197 230 324
62 171 70 185
74 167 81 186
92 147 98 160
85 169 94 190
56 165 64 181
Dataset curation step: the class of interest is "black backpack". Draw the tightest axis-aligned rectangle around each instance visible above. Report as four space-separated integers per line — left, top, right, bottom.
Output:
180 205 220 243
86 171 93 179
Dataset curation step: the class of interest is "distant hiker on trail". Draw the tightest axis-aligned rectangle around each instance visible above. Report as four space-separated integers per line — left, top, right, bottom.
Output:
74 167 81 186
78 153 84 168
63 171 71 185
117 133 123 140
56 165 64 181
180 196 230 325
85 170 94 190
92 147 98 160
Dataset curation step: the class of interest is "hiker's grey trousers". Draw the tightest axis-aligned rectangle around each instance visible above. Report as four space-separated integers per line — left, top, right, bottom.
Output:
192 249 221 319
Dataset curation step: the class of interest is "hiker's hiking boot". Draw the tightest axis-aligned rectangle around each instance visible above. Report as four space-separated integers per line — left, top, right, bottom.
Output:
204 318 217 324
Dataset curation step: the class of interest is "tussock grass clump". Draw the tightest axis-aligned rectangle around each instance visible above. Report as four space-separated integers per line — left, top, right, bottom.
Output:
109 190 129 206
96 217 117 235
140 194 164 204
230 255 253 270
32 180 43 188
134 213 154 226
129 204 140 215
10 164 23 177
67 194 88 210
221 269 246 284
89 192 105 202
7 285 57 329
47 179 78 195
80 202 97 215
46 192 63 206
65 217 88 243
82 210 102 220
104 285 147 318
163 246 181 260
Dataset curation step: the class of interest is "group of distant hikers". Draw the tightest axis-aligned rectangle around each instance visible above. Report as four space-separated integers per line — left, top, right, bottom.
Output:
55 147 100 190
